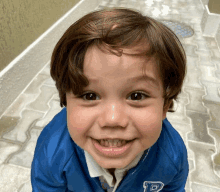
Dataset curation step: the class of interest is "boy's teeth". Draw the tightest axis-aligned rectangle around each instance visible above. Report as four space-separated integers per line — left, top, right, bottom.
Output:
99 139 127 147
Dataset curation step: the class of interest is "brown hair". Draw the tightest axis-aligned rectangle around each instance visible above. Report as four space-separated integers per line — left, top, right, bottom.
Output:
50 7 186 112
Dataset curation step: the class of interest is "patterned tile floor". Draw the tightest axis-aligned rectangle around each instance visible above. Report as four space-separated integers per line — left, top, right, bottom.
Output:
0 0 220 191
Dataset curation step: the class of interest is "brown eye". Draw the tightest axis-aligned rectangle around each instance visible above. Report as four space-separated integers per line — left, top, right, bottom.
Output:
77 91 149 101
129 92 149 101
81 93 99 101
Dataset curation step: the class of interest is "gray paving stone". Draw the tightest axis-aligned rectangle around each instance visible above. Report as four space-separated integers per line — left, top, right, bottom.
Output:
18 180 32 192
152 7 164 18
24 74 49 95
191 182 220 192
191 18 201 26
26 85 58 112
209 129 220 178
215 164 220 179
184 69 204 89
52 92 60 101
43 77 56 87
203 36 219 49
39 63 50 76
186 55 199 69
0 141 20 165
166 97 191 125
186 110 214 144
110 0 118 4
8 128 42 168
195 49 213 57
0 164 30 192
185 175 191 192
213 58 220 70
193 32 206 41
200 81 220 103
98 0 108 6
186 188 192 192
211 48 220 59
178 88 190 99
198 55 215 66
169 99 178 112
199 65 220 83
211 47 220 61
35 99 62 128
196 41 209 51
203 100 220 130
188 141 220 188
215 72 220 82
108 3 117 8
183 36 197 46
9 149 33 169
160 14 172 20
2 110 44 143
0 116 20 138
4 94 38 118
214 70 220 81
127 0 140 9
169 11 182 19
193 24 203 32
188 159 195 173
117 3 127 8
184 87 208 114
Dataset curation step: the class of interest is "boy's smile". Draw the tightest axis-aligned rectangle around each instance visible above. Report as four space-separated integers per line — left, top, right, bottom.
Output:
66 44 170 172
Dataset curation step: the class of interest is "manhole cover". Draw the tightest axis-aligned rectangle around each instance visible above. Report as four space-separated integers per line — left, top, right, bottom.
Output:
159 20 194 38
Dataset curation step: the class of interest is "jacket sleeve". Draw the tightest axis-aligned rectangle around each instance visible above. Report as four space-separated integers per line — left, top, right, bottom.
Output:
162 165 189 191
31 153 68 191
31 120 68 192
162 142 189 191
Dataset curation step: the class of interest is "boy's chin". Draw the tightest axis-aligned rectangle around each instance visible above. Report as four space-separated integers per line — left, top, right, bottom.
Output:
96 159 129 170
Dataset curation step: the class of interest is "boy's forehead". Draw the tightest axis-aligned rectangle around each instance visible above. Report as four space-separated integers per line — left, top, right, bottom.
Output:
84 44 158 76
84 43 153 66
83 44 162 91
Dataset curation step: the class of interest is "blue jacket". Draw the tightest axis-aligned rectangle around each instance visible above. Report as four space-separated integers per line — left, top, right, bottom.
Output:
31 107 189 192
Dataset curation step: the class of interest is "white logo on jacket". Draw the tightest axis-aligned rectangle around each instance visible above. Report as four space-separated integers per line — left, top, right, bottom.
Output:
143 181 164 192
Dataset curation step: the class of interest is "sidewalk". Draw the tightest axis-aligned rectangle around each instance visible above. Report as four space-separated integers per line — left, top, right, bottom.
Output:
0 0 220 191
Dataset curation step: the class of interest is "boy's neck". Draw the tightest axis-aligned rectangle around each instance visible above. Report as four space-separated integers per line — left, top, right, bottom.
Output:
107 168 116 184
108 168 115 174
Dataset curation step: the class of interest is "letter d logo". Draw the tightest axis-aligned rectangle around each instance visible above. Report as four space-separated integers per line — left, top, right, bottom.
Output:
143 181 164 192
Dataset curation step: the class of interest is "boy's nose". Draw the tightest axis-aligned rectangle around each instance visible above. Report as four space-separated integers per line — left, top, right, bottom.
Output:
99 103 128 128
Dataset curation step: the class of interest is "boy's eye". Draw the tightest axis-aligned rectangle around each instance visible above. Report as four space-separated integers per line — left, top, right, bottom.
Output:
81 93 98 101
77 92 149 101
129 92 149 101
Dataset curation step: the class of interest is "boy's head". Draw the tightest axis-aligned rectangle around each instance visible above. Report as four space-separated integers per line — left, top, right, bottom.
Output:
50 8 186 170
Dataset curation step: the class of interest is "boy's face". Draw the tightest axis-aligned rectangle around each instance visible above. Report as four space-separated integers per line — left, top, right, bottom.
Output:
66 45 169 171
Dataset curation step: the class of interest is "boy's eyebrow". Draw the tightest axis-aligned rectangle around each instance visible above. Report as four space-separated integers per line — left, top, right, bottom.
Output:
88 75 159 88
126 75 159 87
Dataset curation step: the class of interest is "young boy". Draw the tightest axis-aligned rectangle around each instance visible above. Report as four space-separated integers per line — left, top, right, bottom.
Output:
31 7 189 192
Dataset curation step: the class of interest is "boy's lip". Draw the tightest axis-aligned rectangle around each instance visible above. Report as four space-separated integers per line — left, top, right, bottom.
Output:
92 138 135 157
93 137 136 141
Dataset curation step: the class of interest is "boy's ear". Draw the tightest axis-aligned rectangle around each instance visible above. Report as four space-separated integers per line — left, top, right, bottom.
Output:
162 99 172 120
